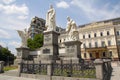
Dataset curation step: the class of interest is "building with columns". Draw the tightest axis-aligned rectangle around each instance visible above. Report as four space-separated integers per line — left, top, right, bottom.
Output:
59 17 120 61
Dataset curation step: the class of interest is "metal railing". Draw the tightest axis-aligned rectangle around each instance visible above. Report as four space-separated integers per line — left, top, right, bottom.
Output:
20 60 96 78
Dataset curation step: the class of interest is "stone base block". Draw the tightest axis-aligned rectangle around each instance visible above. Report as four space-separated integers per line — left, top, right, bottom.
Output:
62 57 80 63
14 58 22 66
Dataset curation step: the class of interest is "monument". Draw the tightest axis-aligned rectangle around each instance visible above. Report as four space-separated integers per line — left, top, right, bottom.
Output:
62 17 82 63
14 29 30 65
38 5 60 61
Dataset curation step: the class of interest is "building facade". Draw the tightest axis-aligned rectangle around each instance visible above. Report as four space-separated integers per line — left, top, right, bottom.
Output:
59 17 120 61
28 16 46 39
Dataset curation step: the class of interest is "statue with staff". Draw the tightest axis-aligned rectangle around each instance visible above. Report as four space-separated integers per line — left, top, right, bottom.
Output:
45 5 56 31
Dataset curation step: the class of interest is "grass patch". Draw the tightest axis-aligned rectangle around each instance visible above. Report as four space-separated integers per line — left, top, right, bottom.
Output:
4 66 18 71
53 68 96 78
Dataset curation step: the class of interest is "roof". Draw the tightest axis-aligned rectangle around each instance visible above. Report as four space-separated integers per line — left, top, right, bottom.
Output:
78 17 120 28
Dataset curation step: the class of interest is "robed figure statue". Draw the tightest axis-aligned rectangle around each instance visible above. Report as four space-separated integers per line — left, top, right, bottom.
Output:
66 16 79 41
45 5 56 31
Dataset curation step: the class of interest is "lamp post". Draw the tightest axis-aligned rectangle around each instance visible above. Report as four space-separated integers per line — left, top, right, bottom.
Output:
7 56 10 66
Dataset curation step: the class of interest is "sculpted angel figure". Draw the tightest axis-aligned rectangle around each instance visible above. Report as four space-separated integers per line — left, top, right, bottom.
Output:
66 16 79 41
45 5 56 31
17 29 28 47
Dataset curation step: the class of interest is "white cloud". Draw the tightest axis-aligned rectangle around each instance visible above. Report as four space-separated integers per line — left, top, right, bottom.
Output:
0 4 29 15
2 0 15 4
56 1 69 9
0 1 29 55
0 1 29 30
0 29 11 39
0 42 6 47
71 0 120 21
18 15 28 20
8 41 20 47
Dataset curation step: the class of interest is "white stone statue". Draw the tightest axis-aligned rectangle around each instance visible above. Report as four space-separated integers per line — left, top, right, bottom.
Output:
17 29 28 48
66 16 79 41
45 5 56 31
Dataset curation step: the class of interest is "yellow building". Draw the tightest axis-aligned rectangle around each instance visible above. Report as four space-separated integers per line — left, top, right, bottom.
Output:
59 17 120 61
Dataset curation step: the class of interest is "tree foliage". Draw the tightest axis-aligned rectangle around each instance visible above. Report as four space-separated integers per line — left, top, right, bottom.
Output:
0 47 15 65
27 34 43 50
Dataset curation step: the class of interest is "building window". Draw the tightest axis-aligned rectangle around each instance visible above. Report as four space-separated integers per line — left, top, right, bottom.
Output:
101 41 105 47
118 41 120 45
95 42 98 47
100 32 103 36
107 31 110 36
103 52 106 57
37 23 40 26
94 33 97 37
83 44 86 48
89 43 91 48
89 53 92 58
108 40 111 46
84 53 87 58
88 34 91 38
109 51 112 57
32 25 34 29
117 31 119 35
60 39 61 43
83 35 85 39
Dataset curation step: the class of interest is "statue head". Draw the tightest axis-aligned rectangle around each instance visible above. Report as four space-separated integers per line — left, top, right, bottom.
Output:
50 4 53 9
67 16 70 21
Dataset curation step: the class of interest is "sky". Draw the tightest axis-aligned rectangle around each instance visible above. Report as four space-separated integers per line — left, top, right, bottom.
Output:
0 0 120 55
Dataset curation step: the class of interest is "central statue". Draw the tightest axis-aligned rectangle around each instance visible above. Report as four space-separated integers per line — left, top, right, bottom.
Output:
66 16 79 41
45 5 56 31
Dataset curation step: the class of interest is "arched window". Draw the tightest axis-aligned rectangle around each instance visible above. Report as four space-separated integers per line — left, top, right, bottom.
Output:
89 53 92 58
84 53 87 58
94 33 97 37
83 44 86 48
107 31 110 35
108 40 111 46
83 35 85 39
103 52 106 57
88 34 91 38
95 42 98 47
89 43 91 48
109 51 112 57
117 31 119 35
60 39 61 43
100 32 103 36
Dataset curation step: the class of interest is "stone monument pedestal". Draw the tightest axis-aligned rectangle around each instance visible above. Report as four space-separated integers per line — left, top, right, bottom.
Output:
0 61 4 73
39 31 60 61
62 40 82 63
14 47 30 65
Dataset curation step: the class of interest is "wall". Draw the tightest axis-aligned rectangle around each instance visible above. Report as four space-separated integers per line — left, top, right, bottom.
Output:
21 74 100 80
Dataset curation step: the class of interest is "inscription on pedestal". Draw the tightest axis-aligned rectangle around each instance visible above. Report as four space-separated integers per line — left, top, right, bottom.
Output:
44 34 51 42
43 48 50 54
66 45 75 53
17 51 21 56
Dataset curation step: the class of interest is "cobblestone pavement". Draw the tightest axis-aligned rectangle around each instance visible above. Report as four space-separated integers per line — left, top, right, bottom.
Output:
0 69 39 80
2 69 18 77
110 66 120 80
0 75 39 80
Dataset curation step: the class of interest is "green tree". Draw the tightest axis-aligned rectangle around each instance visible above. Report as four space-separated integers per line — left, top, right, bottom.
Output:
0 47 15 65
27 34 43 50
